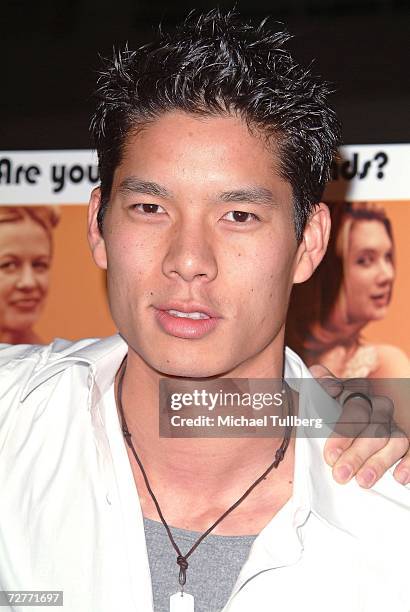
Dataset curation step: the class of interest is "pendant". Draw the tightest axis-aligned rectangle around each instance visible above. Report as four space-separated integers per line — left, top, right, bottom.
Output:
170 591 194 611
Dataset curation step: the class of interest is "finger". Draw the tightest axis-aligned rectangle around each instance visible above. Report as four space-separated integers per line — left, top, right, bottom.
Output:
331 392 373 439
365 379 410 438
309 364 334 379
368 394 394 425
324 393 376 466
393 446 410 486
331 393 394 440
331 421 392 484
356 431 410 488
335 379 373 416
324 434 354 467
309 364 344 398
338 382 396 436
338 377 372 400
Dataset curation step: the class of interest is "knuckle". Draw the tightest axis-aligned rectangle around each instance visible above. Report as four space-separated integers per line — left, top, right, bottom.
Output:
346 450 368 471
372 395 394 419
371 422 391 440
349 438 386 467
390 436 410 458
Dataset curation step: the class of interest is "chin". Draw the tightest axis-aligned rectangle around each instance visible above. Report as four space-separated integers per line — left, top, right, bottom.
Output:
371 308 388 321
7 318 37 331
145 348 238 378
154 360 227 379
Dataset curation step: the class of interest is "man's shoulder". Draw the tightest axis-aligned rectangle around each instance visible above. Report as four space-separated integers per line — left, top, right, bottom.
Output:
0 337 95 366
0 341 47 366
286 346 410 526
0 335 125 455
305 436 410 538
0 335 125 404
0 335 122 369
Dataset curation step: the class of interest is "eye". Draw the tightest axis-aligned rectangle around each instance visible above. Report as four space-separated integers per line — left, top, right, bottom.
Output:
33 261 50 272
356 254 374 267
222 211 260 223
0 260 19 272
132 203 166 215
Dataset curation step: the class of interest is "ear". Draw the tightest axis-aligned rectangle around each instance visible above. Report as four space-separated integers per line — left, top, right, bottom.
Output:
293 203 331 284
87 187 107 270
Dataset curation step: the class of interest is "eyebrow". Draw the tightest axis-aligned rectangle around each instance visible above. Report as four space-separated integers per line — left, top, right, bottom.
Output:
117 177 277 207
356 247 393 255
219 187 277 207
117 178 173 199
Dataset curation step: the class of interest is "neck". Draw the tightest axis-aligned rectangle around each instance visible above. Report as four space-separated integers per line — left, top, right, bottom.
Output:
0 328 41 345
116 340 295 532
326 307 365 347
309 308 365 353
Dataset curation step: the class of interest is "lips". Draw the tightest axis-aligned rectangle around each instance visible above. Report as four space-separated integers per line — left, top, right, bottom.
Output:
370 292 390 306
153 301 222 339
155 301 221 318
10 298 41 310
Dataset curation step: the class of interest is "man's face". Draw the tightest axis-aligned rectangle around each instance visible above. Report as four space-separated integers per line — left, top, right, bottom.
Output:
90 111 320 378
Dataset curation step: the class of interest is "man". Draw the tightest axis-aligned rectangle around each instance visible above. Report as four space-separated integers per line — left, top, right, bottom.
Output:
0 10 409 612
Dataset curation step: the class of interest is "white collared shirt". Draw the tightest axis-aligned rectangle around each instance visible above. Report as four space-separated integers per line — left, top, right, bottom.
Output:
0 335 409 611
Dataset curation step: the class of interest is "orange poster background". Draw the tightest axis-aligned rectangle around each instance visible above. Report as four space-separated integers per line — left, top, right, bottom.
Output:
35 206 115 343
35 201 409 354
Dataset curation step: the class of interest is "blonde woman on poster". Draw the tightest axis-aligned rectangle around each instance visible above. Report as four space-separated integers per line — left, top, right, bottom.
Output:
0 206 59 344
287 202 410 377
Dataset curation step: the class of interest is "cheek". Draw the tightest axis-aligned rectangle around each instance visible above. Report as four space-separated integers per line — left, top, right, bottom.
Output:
345 267 368 297
230 246 294 322
357 274 373 298
38 274 50 293
106 235 159 296
345 272 375 319
0 277 16 300
0 290 7 315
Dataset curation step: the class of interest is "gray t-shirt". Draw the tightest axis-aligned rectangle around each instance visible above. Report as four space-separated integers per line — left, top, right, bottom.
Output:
143 517 257 612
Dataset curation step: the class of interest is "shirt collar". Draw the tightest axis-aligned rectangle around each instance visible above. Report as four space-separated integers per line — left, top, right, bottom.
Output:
20 334 128 401
285 346 363 533
20 334 349 531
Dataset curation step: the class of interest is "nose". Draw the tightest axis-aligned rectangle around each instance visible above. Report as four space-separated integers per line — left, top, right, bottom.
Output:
375 258 394 285
15 264 38 290
162 220 218 284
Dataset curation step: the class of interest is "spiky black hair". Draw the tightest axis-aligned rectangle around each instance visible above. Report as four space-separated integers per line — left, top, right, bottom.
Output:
91 9 341 240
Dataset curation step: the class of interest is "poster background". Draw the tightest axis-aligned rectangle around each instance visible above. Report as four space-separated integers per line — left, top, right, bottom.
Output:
35 205 115 342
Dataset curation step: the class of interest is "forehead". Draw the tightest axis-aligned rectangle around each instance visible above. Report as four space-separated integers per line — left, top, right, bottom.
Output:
0 219 50 256
349 219 391 250
113 111 291 201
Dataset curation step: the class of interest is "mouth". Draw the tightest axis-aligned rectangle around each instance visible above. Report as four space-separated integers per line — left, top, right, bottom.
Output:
370 292 390 307
167 309 211 320
153 302 222 339
10 298 41 310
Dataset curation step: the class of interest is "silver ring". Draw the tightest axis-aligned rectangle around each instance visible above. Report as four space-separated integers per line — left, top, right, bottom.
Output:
342 392 373 416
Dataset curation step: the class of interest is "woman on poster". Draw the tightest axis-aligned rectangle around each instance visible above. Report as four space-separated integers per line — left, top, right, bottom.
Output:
287 202 410 378
0 206 59 344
